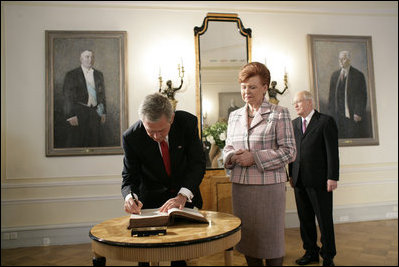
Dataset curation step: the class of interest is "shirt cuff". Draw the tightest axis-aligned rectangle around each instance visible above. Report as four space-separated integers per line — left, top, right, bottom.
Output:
178 187 193 203
125 192 138 202
66 116 77 121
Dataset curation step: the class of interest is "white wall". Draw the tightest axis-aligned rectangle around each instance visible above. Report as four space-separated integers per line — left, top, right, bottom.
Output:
1 1 397 248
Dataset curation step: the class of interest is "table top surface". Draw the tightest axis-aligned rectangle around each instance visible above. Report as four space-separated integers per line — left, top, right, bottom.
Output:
89 210 241 248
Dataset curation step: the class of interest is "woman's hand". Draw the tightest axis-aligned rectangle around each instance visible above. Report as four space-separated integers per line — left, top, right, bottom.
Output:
232 149 254 167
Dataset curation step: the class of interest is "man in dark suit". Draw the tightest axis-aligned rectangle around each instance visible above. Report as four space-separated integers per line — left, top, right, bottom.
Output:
121 93 206 265
328 50 368 138
63 50 106 147
289 90 339 266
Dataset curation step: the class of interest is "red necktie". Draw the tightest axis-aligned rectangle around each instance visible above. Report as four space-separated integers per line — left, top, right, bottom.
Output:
160 140 171 176
302 119 307 134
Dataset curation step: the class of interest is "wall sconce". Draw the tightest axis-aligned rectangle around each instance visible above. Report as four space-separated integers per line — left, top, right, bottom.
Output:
158 60 185 110
268 68 288 105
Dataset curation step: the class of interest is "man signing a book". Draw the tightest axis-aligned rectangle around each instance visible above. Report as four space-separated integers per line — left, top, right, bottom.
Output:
121 93 206 216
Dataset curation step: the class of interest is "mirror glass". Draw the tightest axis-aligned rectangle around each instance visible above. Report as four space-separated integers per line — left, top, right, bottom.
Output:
195 13 252 170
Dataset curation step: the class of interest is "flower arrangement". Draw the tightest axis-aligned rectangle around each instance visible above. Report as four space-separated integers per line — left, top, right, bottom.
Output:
203 121 228 150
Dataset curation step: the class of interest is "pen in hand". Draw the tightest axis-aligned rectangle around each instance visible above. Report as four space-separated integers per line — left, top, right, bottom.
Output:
131 191 141 214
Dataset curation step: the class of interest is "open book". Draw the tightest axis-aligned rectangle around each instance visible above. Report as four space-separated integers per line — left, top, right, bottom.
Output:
128 207 209 229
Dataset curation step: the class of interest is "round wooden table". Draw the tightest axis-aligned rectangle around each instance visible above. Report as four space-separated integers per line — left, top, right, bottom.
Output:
89 210 241 266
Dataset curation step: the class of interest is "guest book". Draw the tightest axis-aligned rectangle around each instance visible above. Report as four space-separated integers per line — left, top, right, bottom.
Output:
128 207 208 229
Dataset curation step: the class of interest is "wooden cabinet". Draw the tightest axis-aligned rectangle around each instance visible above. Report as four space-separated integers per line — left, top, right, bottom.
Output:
200 170 232 214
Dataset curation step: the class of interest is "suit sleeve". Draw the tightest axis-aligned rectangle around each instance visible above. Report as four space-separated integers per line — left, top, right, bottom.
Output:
253 107 297 171
324 116 340 180
353 70 367 117
288 119 296 177
63 70 76 119
180 116 206 195
223 112 238 169
121 132 143 200
95 71 107 114
328 71 338 116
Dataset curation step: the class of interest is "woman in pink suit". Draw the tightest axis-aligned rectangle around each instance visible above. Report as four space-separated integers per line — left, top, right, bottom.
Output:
223 62 296 266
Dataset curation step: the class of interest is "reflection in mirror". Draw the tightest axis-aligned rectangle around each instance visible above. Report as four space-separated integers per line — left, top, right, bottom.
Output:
194 13 252 170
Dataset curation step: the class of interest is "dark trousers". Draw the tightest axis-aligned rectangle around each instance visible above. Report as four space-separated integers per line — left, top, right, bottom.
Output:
66 105 101 147
294 184 336 259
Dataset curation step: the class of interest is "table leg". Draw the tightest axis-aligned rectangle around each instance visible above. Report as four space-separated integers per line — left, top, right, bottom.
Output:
224 247 233 266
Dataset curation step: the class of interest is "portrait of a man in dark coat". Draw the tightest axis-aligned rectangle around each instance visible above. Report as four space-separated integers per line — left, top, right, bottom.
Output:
328 51 370 139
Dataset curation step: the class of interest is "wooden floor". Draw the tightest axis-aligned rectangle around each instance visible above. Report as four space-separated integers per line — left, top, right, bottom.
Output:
1 219 397 266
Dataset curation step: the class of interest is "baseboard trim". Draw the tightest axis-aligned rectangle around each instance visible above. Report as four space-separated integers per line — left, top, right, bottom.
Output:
285 201 398 228
1 201 397 249
1 223 95 249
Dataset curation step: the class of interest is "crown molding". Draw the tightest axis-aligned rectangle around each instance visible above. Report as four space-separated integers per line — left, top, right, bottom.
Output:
2 1 397 16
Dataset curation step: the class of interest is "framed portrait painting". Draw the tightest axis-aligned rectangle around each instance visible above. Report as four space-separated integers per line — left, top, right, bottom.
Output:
308 34 379 146
45 31 128 156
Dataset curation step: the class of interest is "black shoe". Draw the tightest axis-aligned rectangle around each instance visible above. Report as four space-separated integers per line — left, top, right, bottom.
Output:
323 258 335 266
171 260 187 266
295 252 319 265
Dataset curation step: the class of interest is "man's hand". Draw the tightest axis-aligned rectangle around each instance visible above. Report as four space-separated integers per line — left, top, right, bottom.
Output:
353 114 362 122
67 116 79 126
124 196 143 214
288 178 294 188
101 114 106 124
159 194 187 213
327 179 338 192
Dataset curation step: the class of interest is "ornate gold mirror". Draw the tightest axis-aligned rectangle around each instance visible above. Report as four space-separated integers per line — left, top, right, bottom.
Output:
194 13 252 170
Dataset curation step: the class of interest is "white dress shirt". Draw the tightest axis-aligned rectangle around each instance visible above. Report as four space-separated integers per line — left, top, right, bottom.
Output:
81 65 97 107
340 67 350 118
302 109 315 131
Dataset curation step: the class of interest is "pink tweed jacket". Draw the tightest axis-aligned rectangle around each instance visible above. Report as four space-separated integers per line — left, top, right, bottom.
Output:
223 99 296 185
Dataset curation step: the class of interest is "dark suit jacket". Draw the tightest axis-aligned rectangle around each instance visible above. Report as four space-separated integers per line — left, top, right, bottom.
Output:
121 111 206 209
288 111 339 189
63 67 106 119
328 66 367 119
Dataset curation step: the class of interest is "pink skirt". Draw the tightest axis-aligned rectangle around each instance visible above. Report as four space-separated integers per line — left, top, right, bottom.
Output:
232 182 286 259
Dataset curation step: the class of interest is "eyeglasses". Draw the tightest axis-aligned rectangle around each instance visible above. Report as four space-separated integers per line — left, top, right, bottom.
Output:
292 100 305 105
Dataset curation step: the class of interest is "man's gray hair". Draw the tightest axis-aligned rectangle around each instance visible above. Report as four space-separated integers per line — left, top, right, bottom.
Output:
138 93 173 122
301 90 315 107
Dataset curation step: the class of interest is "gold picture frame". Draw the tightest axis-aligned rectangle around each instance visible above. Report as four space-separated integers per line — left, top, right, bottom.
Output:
45 31 128 156
308 34 379 146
